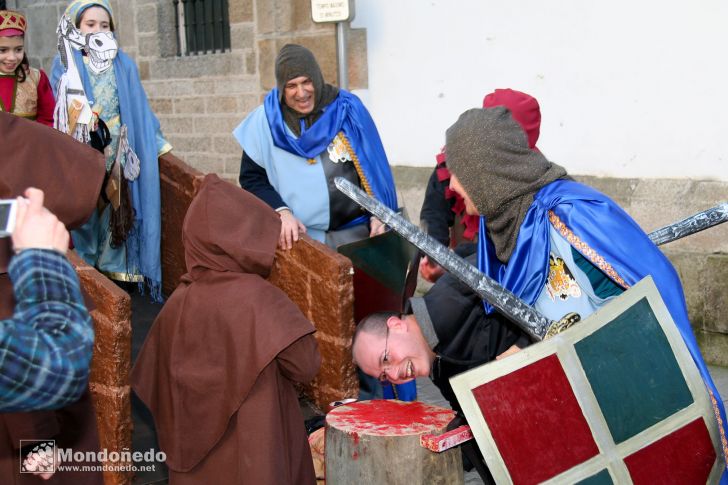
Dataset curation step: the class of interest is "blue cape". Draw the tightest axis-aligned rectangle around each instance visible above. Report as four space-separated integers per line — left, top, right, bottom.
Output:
51 50 162 300
478 179 727 479
264 88 398 212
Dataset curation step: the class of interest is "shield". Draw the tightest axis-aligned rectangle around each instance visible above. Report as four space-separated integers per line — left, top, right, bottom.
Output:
451 276 727 484
337 230 419 322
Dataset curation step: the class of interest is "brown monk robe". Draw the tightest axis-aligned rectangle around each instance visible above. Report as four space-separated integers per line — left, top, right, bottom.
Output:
0 113 105 484
132 174 321 484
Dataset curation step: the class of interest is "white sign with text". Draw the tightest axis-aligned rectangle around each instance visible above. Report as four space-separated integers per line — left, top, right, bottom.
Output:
311 0 354 23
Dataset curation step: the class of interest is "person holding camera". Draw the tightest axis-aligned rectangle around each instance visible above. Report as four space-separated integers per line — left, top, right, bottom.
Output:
0 187 93 412
0 112 104 484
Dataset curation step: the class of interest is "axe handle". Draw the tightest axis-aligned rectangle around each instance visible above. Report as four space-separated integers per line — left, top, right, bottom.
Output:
420 425 474 452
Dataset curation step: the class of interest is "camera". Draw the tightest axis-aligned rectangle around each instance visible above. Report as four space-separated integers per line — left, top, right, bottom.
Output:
0 199 19 238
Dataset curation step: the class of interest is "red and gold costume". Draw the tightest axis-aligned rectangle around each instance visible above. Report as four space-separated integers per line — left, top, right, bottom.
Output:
0 10 55 126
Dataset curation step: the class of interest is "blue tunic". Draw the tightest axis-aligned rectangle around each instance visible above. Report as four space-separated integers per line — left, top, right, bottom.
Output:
233 89 397 242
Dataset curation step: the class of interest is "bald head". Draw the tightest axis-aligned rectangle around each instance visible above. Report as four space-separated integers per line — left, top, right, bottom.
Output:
354 311 395 342
352 312 435 384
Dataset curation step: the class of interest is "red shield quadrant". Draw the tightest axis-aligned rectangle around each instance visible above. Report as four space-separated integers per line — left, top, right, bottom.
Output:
451 276 727 485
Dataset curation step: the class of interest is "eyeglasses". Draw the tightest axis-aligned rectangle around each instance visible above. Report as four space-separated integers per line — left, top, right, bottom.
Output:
378 325 390 383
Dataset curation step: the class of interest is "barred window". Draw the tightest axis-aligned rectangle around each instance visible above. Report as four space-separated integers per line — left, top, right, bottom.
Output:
173 0 231 55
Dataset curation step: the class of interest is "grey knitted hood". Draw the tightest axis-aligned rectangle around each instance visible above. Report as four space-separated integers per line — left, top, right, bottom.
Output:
274 44 339 136
446 107 568 263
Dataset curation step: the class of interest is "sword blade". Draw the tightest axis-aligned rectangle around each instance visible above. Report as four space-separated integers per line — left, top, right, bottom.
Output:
649 202 728 246
334 177 552 341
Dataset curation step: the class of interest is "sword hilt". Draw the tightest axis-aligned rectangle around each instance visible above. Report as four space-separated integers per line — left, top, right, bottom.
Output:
544 312 581 340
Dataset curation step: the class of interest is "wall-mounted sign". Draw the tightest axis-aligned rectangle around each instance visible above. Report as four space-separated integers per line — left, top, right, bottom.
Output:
311 0 354 23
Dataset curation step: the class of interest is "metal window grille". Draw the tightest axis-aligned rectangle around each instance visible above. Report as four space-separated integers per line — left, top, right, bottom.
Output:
173 0 231 55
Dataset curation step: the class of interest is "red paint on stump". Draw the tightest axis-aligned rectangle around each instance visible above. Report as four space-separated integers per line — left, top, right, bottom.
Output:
326 399 455 436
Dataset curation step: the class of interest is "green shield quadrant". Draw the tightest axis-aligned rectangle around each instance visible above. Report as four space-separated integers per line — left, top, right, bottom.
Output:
338 230 418 321
575 297 693 443
575 469 613 485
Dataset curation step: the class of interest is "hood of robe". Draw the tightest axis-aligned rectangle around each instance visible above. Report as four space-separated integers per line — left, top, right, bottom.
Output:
182 173 280 280
0 113 104 316
132 174 319 473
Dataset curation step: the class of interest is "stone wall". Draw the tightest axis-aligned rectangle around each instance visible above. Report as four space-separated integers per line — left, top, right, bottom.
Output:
393 166 728 366
270 238 359 409
159 153 204 295
68 252 133 485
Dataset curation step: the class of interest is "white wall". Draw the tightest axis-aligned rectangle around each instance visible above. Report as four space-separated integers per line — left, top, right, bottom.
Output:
351 0 728 181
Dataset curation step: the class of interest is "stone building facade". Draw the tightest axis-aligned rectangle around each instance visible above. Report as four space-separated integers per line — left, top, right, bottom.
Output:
12 0 368 182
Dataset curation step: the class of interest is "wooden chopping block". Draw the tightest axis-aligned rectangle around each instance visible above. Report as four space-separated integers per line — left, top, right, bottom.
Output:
325 399 463 484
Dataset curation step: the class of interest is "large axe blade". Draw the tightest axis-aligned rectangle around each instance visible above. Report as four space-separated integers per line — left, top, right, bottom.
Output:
648 202 728 246
334 177 558 341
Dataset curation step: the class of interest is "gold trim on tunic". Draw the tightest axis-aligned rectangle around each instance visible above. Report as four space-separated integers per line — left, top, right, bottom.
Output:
709 389 728 466
338 132 374 197
547 210 629 289
0 68 40 118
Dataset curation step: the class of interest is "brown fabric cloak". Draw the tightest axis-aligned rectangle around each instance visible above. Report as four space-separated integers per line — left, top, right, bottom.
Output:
132 174 320 484
0 112 105 484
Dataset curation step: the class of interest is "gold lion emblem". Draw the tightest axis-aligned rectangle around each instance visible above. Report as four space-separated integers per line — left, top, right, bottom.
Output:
546 254 582 301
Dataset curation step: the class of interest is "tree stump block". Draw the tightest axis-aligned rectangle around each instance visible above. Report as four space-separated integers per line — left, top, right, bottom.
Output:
325 400 463 484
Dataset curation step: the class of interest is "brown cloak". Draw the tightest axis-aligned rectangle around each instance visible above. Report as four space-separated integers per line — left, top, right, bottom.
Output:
0 113 105 484
132 174 320 484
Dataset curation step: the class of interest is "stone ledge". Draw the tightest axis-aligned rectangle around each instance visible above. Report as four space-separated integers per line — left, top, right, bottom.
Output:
697 331 728 368
67 251 132 485
270 235 358 409
149 52 247 80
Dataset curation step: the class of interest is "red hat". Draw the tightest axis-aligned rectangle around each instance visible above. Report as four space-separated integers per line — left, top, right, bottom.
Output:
483 88 541 149
0 10 27 37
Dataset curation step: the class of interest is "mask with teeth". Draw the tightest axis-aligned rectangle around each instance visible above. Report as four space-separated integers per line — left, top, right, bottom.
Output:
84 31 118 74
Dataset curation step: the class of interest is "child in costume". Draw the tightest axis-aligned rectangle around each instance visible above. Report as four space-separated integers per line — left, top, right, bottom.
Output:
51 0 172 299
0 10 55 125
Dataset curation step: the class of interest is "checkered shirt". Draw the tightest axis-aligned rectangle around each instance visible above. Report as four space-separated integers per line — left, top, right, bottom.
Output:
0 249 94 412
